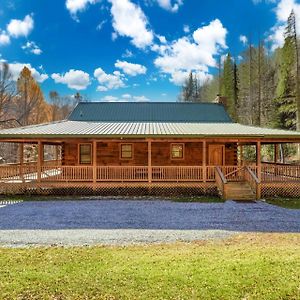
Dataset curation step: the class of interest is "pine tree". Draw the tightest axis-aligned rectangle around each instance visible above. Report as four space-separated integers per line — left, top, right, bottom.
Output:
221 53 238 121
275 10 297 130
180 72 195 102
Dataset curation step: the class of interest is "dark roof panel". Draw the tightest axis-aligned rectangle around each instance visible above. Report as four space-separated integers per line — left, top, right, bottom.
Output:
68 102 232 123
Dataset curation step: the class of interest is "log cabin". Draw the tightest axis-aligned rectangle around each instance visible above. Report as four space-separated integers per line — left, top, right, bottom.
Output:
0 100 300 199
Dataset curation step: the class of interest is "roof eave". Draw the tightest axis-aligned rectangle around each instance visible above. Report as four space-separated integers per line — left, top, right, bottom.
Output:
1 133 300 140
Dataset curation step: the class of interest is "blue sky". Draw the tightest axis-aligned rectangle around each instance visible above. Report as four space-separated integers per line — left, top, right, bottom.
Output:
0 0 297 102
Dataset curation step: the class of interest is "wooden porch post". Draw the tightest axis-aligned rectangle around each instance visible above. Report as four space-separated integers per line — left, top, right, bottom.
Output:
19 143 24 183
55 145 59 162
37 141 43 183
256 141 261 199
274 143 278 163
148 140 152 183
240 145 244 166
203 140 207 182
93 140 97 186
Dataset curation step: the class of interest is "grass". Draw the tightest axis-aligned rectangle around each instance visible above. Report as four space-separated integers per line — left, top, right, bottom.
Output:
170 195 223 203
1 234 300 299
266 198 300 209
0 195 224 203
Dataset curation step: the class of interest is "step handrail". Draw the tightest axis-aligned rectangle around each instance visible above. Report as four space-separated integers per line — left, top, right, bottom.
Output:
245 166 260 184
224 166 244 179
216 166 227 184
215 166 227 199
244 166 261 199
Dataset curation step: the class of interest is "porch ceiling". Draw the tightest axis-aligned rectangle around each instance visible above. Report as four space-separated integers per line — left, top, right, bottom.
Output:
0 121 300 140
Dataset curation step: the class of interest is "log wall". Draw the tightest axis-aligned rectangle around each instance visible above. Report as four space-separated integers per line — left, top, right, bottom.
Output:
62 141 238 166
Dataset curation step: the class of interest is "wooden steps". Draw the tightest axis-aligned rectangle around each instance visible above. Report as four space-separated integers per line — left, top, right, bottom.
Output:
224 181 256 201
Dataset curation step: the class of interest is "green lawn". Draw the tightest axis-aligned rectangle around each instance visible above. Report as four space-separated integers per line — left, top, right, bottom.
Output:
266 198 300 209
1 234 300 299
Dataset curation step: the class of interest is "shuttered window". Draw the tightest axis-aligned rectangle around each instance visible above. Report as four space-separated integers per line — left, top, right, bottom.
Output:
171 143 184 159
121 144 133 159
79 144 92 164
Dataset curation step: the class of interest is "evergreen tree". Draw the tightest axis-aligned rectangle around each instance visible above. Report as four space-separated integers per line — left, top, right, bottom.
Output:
180 72 194 102
275 10 297 130
221 53 238 121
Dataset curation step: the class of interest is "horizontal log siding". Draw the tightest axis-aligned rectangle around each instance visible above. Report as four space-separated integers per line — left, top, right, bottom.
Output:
97 142 148 166
152 142 203 166
225 143 238 165
62 141 237 166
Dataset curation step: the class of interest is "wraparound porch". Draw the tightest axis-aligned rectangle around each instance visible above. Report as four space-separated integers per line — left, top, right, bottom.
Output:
0 163 300 199
0 138 300 199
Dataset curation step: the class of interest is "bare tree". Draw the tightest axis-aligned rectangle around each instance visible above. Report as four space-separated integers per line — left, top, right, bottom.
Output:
0 62 15 120
16 66 49 125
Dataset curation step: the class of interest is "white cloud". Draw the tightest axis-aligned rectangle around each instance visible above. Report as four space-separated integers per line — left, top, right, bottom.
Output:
111 31 118 41
269 24 285 50
192 19 227 54
122 49 134 58
102 95 119 102
119 94 150 101
8 62 48 82
96 20 106 31
153 19 227 85
94 67 125 90
101 95 125 102
21 41 42 55
0 31 10 46
133 95 149 101
96 85 109 92
268 0 300 50
7 14 34 38
66 0 97 19
156 0 183 12
115 60 147 76
108 0 154 49
51 69 90 90
157 34 167 43
239 35 248 45
183 24 190 33
252 0 276 4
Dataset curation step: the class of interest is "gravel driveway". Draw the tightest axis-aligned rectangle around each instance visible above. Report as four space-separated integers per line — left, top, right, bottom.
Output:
0 199 300 246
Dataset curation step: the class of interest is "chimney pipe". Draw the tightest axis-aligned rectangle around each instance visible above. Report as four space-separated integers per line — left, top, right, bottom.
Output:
214 94 227 108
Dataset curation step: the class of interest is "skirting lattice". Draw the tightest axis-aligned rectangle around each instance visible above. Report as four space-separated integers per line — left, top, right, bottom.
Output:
1 182 299 198
0 182 218 197
262 183 300 198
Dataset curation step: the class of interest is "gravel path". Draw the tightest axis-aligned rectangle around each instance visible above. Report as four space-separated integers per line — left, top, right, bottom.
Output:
0 199 300 247
0 229 235 247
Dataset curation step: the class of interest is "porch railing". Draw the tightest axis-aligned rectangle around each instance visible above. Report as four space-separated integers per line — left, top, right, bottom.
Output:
97 166 148 182
261 163 300 182
151 166 203 182
0 164 299 183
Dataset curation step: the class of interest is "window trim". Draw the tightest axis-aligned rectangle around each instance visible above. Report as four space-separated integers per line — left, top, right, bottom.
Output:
120 143 134 160
170 143 185 160
78 143 92 165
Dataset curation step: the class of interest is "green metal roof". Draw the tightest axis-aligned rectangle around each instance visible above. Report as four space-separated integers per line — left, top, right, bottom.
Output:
68 102 233 123
0 120 300 139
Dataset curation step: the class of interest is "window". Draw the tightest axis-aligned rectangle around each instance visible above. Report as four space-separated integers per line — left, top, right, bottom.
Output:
79 144 92 164
121 144 133 159
171 143 184 159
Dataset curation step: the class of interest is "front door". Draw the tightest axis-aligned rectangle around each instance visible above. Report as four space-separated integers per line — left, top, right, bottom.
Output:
208 145 225 166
